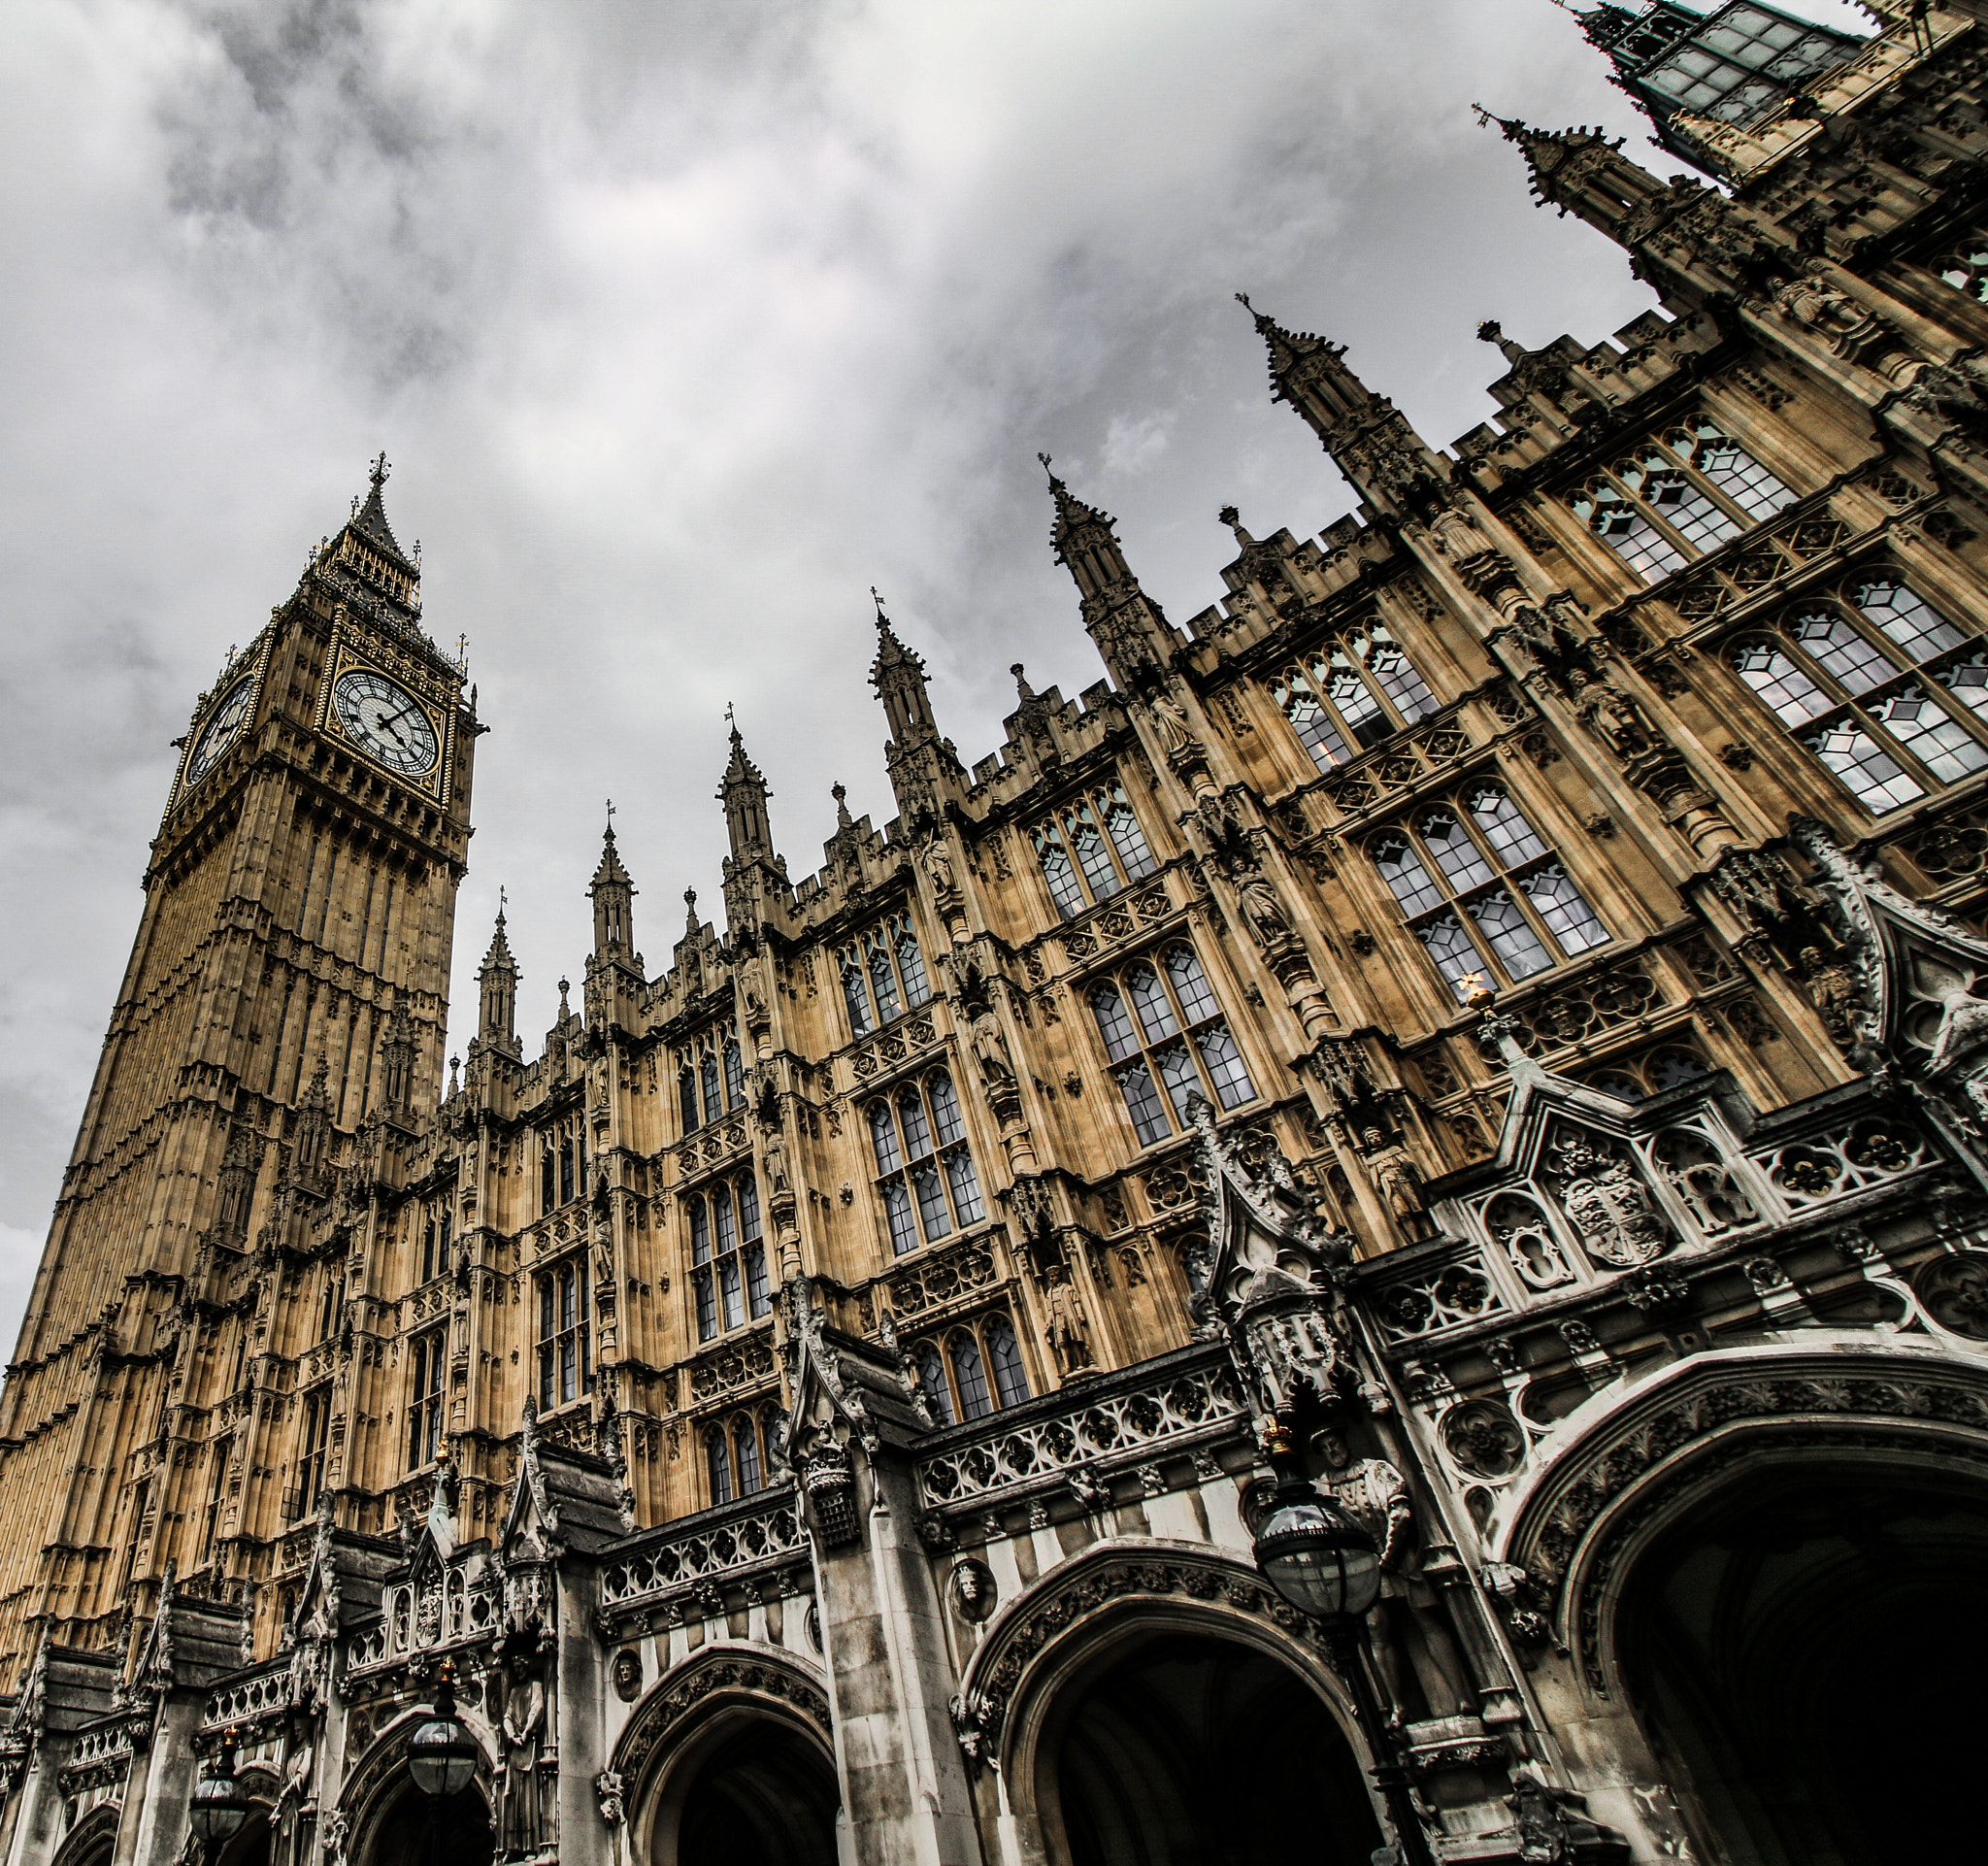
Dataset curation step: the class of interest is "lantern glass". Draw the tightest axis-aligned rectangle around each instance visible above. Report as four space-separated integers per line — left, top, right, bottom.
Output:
189 1769 248 1846
408 1716 478 1798
1254 1486 1382 1623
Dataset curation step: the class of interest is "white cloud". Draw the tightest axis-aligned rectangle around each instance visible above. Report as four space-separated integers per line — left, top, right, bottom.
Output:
1101 411 1176 480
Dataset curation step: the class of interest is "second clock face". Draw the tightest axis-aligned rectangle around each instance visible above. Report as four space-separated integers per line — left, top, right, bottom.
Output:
332 669 440 776
184 677 256 787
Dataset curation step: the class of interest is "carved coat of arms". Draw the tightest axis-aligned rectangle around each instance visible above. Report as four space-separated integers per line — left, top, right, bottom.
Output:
1545 1135 1668 1269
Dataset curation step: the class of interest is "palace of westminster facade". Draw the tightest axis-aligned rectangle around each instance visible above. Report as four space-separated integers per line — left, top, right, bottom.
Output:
6 3 1988 1862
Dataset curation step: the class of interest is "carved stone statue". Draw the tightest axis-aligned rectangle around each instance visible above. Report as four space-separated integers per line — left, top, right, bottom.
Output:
1568 668 1656 759
498 1653 547 1858
272 1733 315 1866
594 1770 625 1828
1798 944 1860 1048
1233 869 1293 950
969 1006 1016 1093
1370 1150 1432 1240
759 1120 791 1195
924 837 960 904
1149 686 1197 760
1547 1134 1668 1270
1044 1265 1093 1376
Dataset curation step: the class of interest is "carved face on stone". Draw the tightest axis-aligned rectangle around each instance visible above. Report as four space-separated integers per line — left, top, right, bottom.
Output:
950 1559 996 1621
612 1649 642 1701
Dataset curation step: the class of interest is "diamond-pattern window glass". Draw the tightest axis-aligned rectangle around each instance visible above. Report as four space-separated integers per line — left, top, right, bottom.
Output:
1573 415 1797 583
1276 623 1440 774
1937 239 1988 305
1738 576 1988 814
1035 786 1161 914
913 1309 1032 1423
839 914 931 1032
1088 941 1253 1145
867 1071 981 1255
1372 786 1607 1000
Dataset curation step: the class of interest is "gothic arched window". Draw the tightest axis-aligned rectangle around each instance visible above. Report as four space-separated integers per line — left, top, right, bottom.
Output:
724 1039 746 1109
1370 784 1607 1001
1571 416 1796 583
1089 944 1253 1147
1729 574 1984 814
1936 234 1988 304
911 1310 1031 1426
866 1070 982 1255
1033 783 1158 919
1274 619 1438 773
679 1068 700 1136
707 1411 773 1506
686 1174 770 1342
839 914 932 1036
407 1327 447 1471
536 1258 591 1409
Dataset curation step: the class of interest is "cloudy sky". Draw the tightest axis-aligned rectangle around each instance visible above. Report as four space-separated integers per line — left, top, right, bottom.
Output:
0 0 1867 1347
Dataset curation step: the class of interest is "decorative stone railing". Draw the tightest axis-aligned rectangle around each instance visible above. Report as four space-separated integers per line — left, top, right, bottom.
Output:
915 1345 1248 1516
598 1487 806 1613
202 1658 293 1730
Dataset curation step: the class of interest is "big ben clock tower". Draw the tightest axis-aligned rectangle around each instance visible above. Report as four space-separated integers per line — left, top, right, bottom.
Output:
0 458 478 1683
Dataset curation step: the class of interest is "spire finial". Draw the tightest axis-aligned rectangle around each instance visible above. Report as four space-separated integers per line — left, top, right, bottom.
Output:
1011 662 1036 704
724 700 739 743
1037 450 1063 490
498 884 508 923
605 797 616 838
872 586 890 630
684 885 699 933
370 451 389 488
832 782 852 828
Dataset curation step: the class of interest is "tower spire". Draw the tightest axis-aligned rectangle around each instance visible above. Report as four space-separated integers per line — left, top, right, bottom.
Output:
1234 295 1447 520
719 715 777 861
869 588 939 746
1039 455 1175 685
477 899 519 1052
589 809 638 960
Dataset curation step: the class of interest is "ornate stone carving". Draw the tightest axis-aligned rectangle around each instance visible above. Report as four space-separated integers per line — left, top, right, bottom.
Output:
1542 1133 1669 1270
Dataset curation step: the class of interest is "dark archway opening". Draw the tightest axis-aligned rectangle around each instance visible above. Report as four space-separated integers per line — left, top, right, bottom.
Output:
676 1718 839 1866
363 1783 493 1866
1618 1465 1988 1866
1051 1631 1383 1866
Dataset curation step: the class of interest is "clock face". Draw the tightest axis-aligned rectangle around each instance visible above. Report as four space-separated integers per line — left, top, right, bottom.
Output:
183 679 256 788
332 669 440 776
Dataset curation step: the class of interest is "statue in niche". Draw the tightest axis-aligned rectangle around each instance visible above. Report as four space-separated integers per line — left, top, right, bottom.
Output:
1150 685 1197 759
1367 1143 1433 1240
923 837 960 904
1044 1263 1093 1376
969 1004 1016 1094
1233 867 1294 950
759 1118 791 1196
1799 944 1861 1048
497 1651 547 1858
1567 667 1657 760
271 1730 315 1866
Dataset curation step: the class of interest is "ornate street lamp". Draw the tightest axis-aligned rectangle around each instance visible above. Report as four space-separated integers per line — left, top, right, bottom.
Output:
407 1662 478 1799
189 1727 250 1858
1254 1460 1439 1866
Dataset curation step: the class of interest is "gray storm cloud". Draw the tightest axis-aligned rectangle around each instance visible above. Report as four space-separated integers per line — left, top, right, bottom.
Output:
0 0 1867 1343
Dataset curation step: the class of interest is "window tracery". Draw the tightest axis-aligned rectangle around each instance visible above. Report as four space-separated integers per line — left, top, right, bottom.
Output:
537 1257 592 1408
678 1028 746 1134
867 1070 982 1255
1273 619 1439 772
1370 783 1608 1001
706 1406 779 1505
688 1174 771 1340
407 1326 446 1470
1571 417 1796 583
1728 575 1984 814
1089 944 1255 1146
909 1310 1031 1425
839 912 932 1037
1033 783 1158 918
1934 234 1987 303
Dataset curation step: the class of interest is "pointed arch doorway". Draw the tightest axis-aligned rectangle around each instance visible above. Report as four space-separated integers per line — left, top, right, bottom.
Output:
1044 1630 1383 1866
358 1782 493 1866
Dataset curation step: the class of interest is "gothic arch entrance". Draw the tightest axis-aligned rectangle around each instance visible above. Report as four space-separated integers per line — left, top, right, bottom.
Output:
670 1713 839 1866
1613 1461 1988 1866
356 1782 492 1866
1039 1629 1382 1866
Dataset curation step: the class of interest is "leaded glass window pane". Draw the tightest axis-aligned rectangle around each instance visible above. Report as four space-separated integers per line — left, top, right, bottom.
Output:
944 1148 983 1223
701 1055 721 1121
869 939 902 1023
738 1176 762 1241
1519 864 1609 953
1363 627 1437 721
735 1419 762 1495
1374 835 1443 916
1419 813 1495 891
897 929 931 1007
1419 913 1490 1000
708 1433 734 1505
986 1313 1030 1408
1166 945 1218 1024
1579 483 1687 581
1196 1022 1256 1110
1284 685 1350 771
1037 831 1085 919
950 1331 994 1421
899 1088 934 1162
718 1258 743 1330
745 1245 770 1317
1791 613 1894 694
1116 1060 1171 1145
1801 719 1926 812
1106 796 1157 880
724 1040 745 1109
1126 963 1178 1044
913 1162 951 1240
712 1184 736 1258
1092 984 1141 1062
1938 242 1988 304
1685 430 1795 520
1467 786 1548 865
884 1181 919 1256
916 1345 955 1425
1936 653 1988 718
1636 465 1738 551
929 1071 966 1147
1870 687 1988 783
694 1269 716 1341
690 1198 711 1265
1732 642 1832 723
1325 658 1387 748
1069 815 1119 900
1468 888 1553 980
679 1072 700 1135
1855 580 1967 660
1152 1039 1201 1123
869 1102 902 1174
